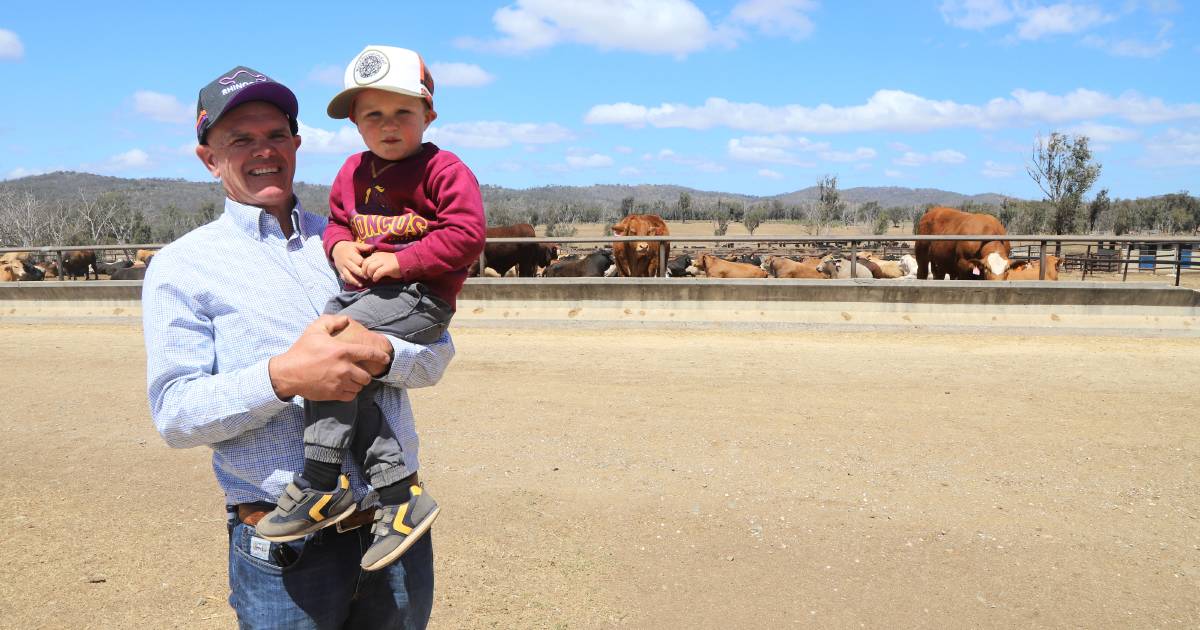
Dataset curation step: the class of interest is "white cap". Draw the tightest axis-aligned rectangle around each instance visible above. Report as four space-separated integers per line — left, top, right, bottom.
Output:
326 46 435 119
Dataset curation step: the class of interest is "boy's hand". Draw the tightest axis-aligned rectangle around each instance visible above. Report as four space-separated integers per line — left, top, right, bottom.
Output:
362 251 404 282
332 241 374 286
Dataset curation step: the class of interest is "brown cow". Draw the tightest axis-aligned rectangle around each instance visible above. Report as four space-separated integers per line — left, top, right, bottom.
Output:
691 253 768 278
1003 255 1061 280
136 249 158 266
761 255 825 279
855 252 906 279
470 224 558 277
61 250 98 280
914 207 1011 280
612 214 670 277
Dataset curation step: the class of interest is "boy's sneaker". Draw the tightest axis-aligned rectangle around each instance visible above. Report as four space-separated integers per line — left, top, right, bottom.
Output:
255 475 356 542
360 485 440 571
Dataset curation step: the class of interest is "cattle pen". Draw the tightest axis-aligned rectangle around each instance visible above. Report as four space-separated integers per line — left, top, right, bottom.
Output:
2 234 1198 336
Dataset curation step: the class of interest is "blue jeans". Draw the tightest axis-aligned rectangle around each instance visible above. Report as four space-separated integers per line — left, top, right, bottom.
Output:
227 513 434 629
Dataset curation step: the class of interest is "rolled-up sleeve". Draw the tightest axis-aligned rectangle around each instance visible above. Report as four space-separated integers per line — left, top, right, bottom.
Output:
376 331 455 390
143 265 292 449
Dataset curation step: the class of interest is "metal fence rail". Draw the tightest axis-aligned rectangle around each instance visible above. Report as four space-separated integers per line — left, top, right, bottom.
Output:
4 235 1200 285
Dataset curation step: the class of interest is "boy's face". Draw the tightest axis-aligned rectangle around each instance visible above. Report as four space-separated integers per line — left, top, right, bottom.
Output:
352 89 436 162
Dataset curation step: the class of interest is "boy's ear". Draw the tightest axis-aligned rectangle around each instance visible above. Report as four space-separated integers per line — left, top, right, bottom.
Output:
424 107 438 128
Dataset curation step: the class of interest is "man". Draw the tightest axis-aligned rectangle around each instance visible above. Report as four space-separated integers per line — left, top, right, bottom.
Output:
142 65 448 629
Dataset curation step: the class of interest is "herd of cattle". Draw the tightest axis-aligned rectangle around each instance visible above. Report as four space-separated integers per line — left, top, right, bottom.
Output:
474 208 1061 281
0 249 156 282
0 206 1062 283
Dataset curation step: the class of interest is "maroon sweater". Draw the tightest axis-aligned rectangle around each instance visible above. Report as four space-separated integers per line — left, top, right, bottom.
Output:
323 143 486 309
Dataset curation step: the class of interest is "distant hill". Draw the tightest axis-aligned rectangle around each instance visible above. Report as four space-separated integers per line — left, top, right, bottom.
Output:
0 171 1015 220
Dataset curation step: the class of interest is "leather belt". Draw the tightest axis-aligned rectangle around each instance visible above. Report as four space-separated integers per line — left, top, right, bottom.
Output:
237 472 418 534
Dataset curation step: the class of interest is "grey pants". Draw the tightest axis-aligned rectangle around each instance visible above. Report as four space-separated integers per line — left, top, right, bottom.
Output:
304 282 452 488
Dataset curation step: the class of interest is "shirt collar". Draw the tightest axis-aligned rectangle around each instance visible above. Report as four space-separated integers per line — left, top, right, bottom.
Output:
221 196 314 241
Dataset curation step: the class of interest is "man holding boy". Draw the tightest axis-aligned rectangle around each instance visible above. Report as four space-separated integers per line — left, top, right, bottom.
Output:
143 64 445 628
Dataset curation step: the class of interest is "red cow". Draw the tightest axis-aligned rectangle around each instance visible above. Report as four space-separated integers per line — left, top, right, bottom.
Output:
914 207 1011 280
612 214 670 277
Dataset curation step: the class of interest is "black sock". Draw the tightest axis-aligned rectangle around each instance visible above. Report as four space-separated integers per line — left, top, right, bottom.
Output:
301 459 341 491
377 481 411 506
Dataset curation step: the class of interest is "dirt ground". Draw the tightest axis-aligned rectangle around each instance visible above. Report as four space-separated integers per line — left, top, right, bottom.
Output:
1 323 1198 629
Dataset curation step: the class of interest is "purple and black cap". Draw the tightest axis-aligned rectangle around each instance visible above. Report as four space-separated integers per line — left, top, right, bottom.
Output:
195 66 298 144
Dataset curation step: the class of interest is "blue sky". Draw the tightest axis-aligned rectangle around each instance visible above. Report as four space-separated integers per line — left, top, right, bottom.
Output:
1 1 1196 200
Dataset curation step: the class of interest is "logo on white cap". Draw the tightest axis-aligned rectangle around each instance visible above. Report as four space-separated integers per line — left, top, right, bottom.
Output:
353 50 389 86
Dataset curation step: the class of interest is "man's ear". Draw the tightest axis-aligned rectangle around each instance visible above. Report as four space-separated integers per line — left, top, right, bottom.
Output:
293 134 302 152
196 144 221 179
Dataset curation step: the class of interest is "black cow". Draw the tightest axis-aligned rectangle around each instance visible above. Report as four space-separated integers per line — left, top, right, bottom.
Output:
111 265 148 280
95 259 134 276
469 224 558 277
543 250 613 277
62 250 97 280
666 254 694 277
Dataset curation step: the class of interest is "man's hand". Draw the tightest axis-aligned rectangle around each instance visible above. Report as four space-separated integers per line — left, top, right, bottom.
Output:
331 241 374 286
362 251 404 283
268 315 391 401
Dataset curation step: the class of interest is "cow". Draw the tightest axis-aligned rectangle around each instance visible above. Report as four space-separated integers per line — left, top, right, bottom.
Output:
724 253 762 267
854 253 907 279
470 224 558 278
761 255 825 279
612 214 670 277
1003 255 1061 280
666 254 697 278
690 253 768 278
136 249 157 266
34 261 59 278
95 259 134 276
543 249 614 277
61 250 98 280
111 265 149 281
0 256 42 281
914 207 1012 280
816 256 874 279
898 254 919 278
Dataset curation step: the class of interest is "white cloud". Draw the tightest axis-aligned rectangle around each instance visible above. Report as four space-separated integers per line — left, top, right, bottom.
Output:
429 62 495 87
884 169 903 178
614 145 634 154
1082 22 1173 58
426 121 574 149
729 0 818 41
940 0 1013 29
758 168 784 179
458 0 821 56
83 149 151 174
1142 128 1200 167
566 153 614 168
650 147 726 173
981 160 1018 178
728 137 814 166
5 167 47 180
619 166 642 176
1016 3 1114 40
133 90 192 124
307 64 344 86
458 0 715 56
586 88 1200 134
894 149 966 167
0 29 23 60
1064 121 1140 143
819 147 877 162
297 120 365 154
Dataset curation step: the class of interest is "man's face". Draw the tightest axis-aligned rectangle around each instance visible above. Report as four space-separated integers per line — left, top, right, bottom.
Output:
196 101 301 214
352 89 436 162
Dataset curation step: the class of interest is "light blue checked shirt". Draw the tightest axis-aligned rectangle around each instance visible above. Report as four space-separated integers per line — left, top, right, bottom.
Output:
143 197 454 506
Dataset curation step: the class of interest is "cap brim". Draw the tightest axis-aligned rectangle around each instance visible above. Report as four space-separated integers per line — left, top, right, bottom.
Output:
225 82 299 120
326 86 431 119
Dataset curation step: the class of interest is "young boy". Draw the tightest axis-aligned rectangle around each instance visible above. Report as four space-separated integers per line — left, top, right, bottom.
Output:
256 45 486 572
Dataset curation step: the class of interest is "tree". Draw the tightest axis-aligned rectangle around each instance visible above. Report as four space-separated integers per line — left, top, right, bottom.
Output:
872 213 890 235
1027 132 1101 251
1087 189 1110 233
815 174 844 233
620 196 635 217
678 192 692 223
744 208 766 235
0 188 44 247
710 203 730 236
